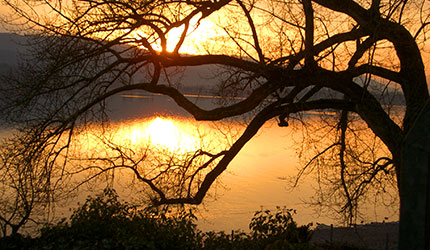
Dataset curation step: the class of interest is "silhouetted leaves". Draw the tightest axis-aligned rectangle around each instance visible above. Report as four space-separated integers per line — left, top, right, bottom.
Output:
0 189 318 249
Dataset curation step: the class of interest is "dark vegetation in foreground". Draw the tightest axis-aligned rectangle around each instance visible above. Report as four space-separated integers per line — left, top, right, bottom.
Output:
0 189 365 250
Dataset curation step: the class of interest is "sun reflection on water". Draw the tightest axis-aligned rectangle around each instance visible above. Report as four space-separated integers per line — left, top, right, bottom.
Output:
29 114 399 232
128 117 199 153
74 116 235 159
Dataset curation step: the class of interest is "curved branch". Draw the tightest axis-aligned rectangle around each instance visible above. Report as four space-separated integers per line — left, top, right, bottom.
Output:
313 0 429 131
349 64 403 83
273 27 366 66
236 0 264 63
154 98 356 205
321 71 403 149
158 54 268 75
414 22 430 40
139 80 280 121
312 0 370 24
347 35 377 69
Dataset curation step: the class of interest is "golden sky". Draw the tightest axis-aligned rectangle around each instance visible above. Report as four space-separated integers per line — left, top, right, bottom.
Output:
0 1 429 87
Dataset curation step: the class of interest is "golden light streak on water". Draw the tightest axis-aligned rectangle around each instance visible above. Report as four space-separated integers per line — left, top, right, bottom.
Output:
128 117 199 153
0 115 400 233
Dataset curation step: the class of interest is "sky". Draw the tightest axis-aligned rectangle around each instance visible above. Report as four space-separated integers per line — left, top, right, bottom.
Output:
0 1 429 88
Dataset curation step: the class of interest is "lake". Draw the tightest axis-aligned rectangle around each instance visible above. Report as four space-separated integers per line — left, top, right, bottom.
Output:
0 92 400 233
96 93 401 231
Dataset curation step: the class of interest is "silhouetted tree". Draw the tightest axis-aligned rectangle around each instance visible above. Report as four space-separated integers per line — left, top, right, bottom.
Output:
1 0 429 247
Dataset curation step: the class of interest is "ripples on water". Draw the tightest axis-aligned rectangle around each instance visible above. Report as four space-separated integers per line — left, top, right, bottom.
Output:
0 94 400 232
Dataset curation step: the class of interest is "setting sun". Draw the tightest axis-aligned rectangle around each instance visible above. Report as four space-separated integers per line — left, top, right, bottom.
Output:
130 13 220 55
166 14 218 54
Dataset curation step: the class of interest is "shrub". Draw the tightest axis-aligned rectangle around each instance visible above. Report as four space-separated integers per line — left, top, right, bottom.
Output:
248 208 313 250
0 190 315 249
202 208 314 250
37 188 202 249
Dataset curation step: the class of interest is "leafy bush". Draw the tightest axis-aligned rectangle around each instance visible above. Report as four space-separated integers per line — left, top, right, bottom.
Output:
0 189 316 249
248 208 313 250
201 208 313 250
37 188 202 250
0 233 34 250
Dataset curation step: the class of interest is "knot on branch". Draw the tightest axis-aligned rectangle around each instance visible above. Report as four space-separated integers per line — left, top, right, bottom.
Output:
278 114 289 127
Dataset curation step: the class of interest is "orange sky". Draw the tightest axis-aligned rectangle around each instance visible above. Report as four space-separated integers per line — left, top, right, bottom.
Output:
0 1 429 89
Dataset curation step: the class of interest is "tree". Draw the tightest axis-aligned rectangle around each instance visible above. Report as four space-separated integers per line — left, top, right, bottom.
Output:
0 0 429 246
0 139 51 237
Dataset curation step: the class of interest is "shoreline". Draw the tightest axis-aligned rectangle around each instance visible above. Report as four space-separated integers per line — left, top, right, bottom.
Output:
311 221 399 250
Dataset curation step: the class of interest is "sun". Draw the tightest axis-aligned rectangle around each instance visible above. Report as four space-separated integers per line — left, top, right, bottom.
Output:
130 13 219 55
165 15 217 54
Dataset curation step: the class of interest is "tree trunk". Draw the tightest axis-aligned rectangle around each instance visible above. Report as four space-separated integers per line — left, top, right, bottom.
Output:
399 100 430 249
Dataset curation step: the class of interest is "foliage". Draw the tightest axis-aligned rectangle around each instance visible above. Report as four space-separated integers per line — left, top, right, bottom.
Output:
248 208 313 250
201 208 315 250
0 189 318 249
0 233 34 250
36 188 202 250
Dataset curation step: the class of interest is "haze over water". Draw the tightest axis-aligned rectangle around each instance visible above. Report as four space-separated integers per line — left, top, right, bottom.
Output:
0 89 400 234
88 93 400 232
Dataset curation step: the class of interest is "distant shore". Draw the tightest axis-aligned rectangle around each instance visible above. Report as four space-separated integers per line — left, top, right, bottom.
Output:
311 221 399 250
